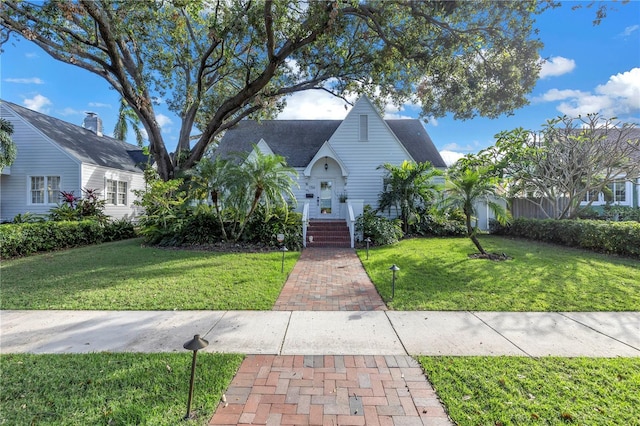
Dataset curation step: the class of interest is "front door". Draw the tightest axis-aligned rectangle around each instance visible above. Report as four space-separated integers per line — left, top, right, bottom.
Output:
319 180 335 217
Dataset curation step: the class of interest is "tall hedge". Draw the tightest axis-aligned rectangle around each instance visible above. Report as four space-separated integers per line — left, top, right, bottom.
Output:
491 218 640 258
0 219 136 259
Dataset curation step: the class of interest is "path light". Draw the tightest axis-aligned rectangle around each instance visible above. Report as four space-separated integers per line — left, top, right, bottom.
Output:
389 264 400 299
280 246 288 273
277 233 287 273
183 334 209 420
365 237 371 260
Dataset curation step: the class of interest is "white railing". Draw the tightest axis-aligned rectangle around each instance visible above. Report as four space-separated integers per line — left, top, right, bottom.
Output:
347 202 355 248
302 202 309 248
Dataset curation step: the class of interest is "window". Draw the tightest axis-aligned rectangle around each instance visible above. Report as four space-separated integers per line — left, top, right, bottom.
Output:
604 181 626 203
118 181 128 205
29 176 60 204
106 179 127 205
581 180 629 205
359 114 368 141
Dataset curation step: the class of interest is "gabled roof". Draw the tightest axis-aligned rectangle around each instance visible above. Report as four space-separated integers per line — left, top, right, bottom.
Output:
217 120 341 167
2 100 147 173
217 118 446 168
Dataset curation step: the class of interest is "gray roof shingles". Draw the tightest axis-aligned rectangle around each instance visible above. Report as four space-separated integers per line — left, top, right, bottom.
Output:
3 100 147 173
217 119 446 168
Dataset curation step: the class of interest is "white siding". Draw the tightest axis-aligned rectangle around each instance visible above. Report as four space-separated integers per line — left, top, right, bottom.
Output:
0 104 81 221
82 164 146 220
327 97 412 212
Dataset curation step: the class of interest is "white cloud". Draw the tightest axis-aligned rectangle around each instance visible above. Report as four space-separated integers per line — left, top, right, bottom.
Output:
23 94 52 112
156 113 173 130
620 25 639 37
539 56 576 79
25 52 39 59
424 116 438 127
439 150 465 167
88 102 112 108
594 68 640 114
536 68 640 118
4 77 44 84
279 90 352 119
536 89 587 102
441 142 478 152
58 107 83 116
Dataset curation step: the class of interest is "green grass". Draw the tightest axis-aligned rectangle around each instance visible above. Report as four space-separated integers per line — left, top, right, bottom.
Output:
418 356 640 426
358 236 640 311
0 352 244 425
0 239 299 310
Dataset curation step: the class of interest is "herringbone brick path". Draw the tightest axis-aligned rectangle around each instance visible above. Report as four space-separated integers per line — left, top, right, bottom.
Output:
209 355 452 426
273 248 387 311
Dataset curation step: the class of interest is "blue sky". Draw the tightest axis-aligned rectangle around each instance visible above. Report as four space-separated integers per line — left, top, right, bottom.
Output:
2 2 639 165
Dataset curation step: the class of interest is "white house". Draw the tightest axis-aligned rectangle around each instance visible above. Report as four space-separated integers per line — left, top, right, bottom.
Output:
0 100 147 222
216 96 446 246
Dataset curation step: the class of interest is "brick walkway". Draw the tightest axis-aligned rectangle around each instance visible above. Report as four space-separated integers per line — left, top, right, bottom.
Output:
209 355 452 426
273 248 387 311
209 248 454 425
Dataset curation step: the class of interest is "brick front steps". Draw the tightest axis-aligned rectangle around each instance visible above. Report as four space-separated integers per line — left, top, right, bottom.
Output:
306 220 351 248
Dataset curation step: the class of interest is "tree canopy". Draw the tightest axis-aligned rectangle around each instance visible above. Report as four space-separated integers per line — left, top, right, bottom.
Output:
2 0 548 180
0 117 17 170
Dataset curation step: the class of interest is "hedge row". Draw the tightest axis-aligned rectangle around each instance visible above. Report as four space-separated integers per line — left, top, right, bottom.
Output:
0 219 136 259
491 218 640 258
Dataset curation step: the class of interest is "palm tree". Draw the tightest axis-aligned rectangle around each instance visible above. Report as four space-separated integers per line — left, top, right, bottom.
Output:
378 160 442 234
229 149 298 240
113 98 145 147
186 156 235 241
442 166 510 255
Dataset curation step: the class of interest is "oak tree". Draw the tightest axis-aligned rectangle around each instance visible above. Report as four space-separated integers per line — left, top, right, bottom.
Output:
2 0 547 180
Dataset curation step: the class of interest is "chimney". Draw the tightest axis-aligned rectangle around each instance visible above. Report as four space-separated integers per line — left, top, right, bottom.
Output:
83 112 103 136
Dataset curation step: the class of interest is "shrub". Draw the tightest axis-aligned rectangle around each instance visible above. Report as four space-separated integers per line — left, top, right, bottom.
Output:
355 205 403 246
244 204 303 250
0 219 136 259
576 205 640 222
491 217 640 258
415 208 466 237
103 218 137 242
11 212 46 223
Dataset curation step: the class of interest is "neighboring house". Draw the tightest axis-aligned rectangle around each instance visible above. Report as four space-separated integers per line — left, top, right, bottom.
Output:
578 128 640 211
0 100 147 222
217 96 446 220
511 128 640 219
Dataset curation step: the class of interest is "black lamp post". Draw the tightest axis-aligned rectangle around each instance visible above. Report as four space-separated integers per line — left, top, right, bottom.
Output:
365 237 371 260
183 334 209 420
389 264 400 299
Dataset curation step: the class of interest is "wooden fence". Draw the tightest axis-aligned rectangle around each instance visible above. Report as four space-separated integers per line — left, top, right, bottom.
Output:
509 197 570 219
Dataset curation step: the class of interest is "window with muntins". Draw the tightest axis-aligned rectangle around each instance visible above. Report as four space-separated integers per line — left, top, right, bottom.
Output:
29 176 60 204
106 179 128 205
118 181 128 205
581 180 629 205
359 115 368 141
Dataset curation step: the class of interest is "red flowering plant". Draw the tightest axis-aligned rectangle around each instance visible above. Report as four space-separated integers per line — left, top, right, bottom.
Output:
49 188 107 223
60 191 79 208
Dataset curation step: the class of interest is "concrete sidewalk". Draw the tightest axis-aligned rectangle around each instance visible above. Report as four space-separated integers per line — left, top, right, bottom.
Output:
2 310 638 357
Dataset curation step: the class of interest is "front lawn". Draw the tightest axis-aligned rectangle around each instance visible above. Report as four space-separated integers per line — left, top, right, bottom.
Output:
0 352 243 425
0 239 299 310
419 356 640 425
359 236 640 311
